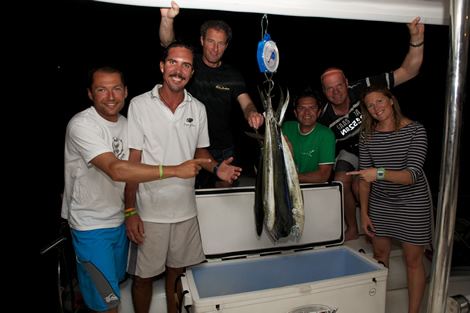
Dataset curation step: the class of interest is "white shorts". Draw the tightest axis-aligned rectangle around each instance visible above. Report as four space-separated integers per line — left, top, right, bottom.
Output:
335 149 359 172
127 217 205 278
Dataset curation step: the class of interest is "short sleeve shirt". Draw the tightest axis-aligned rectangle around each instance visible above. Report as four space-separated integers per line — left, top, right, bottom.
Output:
127 85 210 223
282 121 336 174
61 106 128 231
187 55 248 149
319 72 395 157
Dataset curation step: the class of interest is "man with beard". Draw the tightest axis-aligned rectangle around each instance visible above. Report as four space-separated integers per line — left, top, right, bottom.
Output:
125 42 242 313
159 1 264 187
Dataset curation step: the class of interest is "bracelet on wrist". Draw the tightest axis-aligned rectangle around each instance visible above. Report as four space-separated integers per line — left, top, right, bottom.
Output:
213 164 219 176
125 208 137 217
159 164 163 180
409 41 424 47
377 167 386 181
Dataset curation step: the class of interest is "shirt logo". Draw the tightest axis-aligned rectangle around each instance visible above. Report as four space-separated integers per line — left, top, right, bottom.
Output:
337 108 362 136
216 85 230 91
113 137 125 160
184 117 195 127
104 293 119 303
301 149 316 158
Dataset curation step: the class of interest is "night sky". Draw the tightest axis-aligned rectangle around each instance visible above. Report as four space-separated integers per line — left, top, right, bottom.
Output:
40 1 467 310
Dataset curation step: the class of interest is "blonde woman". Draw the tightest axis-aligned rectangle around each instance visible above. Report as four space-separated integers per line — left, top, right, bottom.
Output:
348 85 431 313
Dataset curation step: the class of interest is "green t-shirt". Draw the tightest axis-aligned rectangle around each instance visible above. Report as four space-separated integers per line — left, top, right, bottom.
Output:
282 121 336 174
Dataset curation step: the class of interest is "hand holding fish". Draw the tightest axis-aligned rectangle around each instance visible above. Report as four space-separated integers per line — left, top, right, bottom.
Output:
216 157 242 183
247 111 265 130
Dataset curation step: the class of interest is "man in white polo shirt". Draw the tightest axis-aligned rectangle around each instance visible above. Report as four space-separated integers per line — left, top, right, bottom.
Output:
125 41 242 313
61 66 210 313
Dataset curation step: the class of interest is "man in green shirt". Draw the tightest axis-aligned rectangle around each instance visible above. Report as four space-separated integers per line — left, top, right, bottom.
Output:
282 88 336 183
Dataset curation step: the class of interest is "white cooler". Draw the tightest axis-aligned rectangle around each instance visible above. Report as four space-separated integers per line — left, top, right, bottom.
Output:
180 183 388 313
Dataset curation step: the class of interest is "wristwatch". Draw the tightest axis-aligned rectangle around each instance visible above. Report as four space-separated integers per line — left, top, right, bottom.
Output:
377 168 386 181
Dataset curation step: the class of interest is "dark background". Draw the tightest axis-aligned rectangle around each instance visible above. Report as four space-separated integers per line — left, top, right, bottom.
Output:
39 0 467 311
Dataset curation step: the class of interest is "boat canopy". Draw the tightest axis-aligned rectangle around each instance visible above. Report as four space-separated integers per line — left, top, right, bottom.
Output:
95 0 449 25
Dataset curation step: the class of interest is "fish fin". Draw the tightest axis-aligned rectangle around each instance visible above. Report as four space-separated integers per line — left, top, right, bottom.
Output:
274 88 284 122
278 88 290 125
258 86 269 112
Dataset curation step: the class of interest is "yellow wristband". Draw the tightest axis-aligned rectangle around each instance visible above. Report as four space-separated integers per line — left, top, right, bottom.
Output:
159 164 163 180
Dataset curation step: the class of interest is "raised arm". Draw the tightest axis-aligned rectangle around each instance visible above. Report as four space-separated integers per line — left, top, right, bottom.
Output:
393 16 425 86
159 0 180 47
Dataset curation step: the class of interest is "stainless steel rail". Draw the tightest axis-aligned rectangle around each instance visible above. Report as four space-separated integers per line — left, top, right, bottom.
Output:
427 1 469 312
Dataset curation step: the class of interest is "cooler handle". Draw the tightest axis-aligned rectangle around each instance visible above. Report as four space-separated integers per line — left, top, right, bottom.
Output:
180 274 193 311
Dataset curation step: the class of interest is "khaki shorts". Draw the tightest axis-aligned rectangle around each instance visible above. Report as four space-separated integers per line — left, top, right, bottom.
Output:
127 217 205 278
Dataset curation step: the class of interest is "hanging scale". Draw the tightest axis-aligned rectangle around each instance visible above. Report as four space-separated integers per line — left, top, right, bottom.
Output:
257 14 280 75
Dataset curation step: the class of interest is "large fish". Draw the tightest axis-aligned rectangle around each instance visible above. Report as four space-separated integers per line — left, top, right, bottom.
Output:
254 87 304 241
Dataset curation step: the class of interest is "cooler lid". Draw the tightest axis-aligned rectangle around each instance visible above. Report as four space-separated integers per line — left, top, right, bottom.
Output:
195 182 344 259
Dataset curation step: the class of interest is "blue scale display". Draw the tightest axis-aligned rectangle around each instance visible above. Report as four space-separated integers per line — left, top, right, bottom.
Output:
257 33 279 73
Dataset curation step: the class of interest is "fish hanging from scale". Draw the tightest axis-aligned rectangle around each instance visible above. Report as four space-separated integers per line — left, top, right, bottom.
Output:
251 87 305 242
252 16 304 242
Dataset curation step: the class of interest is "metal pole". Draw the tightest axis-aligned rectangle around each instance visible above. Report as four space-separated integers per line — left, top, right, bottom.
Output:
427 0 469 312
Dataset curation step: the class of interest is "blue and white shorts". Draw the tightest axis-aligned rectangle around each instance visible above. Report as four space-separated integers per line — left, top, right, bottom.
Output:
72 224 128 311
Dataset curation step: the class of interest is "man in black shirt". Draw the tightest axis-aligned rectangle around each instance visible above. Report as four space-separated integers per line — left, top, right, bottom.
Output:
159 1 264 187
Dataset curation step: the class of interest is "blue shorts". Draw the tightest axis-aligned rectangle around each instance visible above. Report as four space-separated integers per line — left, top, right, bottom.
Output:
72 224 128 311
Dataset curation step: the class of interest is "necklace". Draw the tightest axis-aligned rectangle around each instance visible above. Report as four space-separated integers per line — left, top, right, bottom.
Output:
159 90 178 113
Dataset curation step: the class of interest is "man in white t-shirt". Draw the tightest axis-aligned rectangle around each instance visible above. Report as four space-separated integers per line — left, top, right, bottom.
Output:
61 66 209 313
125 42 242 313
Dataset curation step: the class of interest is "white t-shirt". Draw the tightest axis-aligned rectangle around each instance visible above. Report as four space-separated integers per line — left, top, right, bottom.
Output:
61 106 128 231
127 84 210 223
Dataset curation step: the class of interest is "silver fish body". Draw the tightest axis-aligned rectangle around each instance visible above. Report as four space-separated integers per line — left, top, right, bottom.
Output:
257 87 304 241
